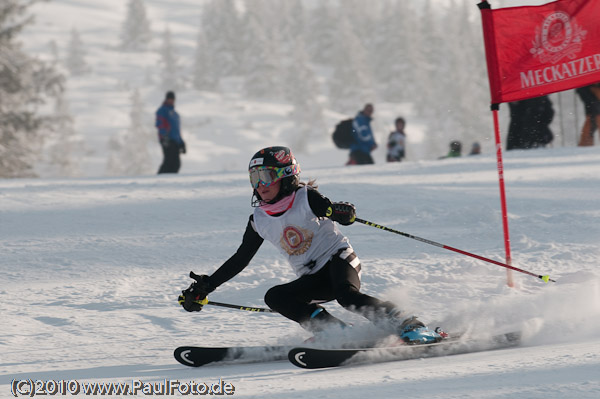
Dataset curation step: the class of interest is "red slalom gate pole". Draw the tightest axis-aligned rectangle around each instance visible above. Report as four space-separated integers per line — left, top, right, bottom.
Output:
355 218 555 283
491 105 515 287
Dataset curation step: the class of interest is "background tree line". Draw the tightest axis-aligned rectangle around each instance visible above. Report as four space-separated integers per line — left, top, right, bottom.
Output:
6 0 570 178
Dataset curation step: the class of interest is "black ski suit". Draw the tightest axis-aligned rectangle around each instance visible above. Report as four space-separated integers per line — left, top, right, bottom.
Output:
205 186 396 330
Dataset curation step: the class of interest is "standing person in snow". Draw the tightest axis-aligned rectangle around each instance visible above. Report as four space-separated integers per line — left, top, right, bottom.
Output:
156 91 186 174
506 95 554 150
439 140 462 159
347 103 377 165
576 83 600 147
179 146 442 344
469 142 481 155
386 117 407 162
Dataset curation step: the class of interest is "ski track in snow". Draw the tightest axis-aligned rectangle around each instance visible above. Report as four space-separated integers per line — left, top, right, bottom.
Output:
2 147 600 398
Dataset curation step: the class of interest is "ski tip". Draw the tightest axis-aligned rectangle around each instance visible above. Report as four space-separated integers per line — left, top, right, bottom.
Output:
288 348 309 369
174 347 202 367
540 275 554 283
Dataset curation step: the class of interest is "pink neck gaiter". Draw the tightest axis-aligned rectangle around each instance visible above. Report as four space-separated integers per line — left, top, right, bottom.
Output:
260 192 296 215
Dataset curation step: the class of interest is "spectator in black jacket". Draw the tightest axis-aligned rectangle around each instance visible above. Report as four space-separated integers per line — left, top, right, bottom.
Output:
577 84 600 147
506 95 554 150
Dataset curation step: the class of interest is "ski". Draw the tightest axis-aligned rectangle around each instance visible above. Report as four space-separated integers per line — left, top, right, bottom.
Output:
174 345 290 367
173 338 379 367
288 331 521 369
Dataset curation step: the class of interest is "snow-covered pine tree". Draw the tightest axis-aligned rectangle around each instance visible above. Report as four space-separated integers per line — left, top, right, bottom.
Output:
158 27 180 92
0 0 64 178
403 0 447 158
305 2 338 66
284 39 324 153
48 39 59 63
327 15 375 114
106 89 153 176
443 0 493 152
45 90 82 177
407 0 492 158
200 0 241 79
341 0 379 49
370 0 417 103
273 0 306 59
192 24 217 91
65 28 89 76
120 0 152 52
240 2 283 99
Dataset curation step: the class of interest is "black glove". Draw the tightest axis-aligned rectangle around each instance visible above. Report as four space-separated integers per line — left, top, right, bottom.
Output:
179 140 186 154
178 272 215 312
327 202 356 226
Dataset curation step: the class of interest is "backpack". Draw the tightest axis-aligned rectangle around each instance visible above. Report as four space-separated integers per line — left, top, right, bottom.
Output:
332 119 355 149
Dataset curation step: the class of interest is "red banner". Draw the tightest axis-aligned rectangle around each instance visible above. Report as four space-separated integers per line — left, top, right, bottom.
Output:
479 0 600 104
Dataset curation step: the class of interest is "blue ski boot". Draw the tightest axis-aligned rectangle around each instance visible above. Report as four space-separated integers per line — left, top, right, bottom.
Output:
397 316 443 345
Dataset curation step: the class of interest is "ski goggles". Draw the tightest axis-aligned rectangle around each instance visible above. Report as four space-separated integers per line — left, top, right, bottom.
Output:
249 165 300 189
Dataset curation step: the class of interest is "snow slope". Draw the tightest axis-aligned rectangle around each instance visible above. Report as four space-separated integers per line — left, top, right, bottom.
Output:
2 146 600 398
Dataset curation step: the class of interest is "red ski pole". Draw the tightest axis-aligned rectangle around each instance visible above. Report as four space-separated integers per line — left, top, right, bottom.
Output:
355 218 555 283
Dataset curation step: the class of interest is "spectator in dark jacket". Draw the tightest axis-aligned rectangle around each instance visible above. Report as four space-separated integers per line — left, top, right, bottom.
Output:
469 142 481 155
577 84 600 147
347 103 377 165
156 91 186 174
506 95 554 150
439 140 462 159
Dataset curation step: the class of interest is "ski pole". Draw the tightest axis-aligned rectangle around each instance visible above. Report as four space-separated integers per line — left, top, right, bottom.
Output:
186 271 277 312
355 217 555 283
204 299 277 313
178 294 277 313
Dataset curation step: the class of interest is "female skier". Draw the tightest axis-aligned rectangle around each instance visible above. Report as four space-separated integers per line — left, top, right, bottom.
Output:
180 146 441 344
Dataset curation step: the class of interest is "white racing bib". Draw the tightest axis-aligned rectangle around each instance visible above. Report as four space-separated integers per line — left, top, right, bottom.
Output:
253 186 351 276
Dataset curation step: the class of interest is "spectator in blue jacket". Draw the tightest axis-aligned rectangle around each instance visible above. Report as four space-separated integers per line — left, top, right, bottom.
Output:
347 103 377 165
156 91 186 174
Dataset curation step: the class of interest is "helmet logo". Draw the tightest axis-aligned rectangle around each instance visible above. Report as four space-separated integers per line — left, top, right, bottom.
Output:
249 158 264 168
274 150 292 164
